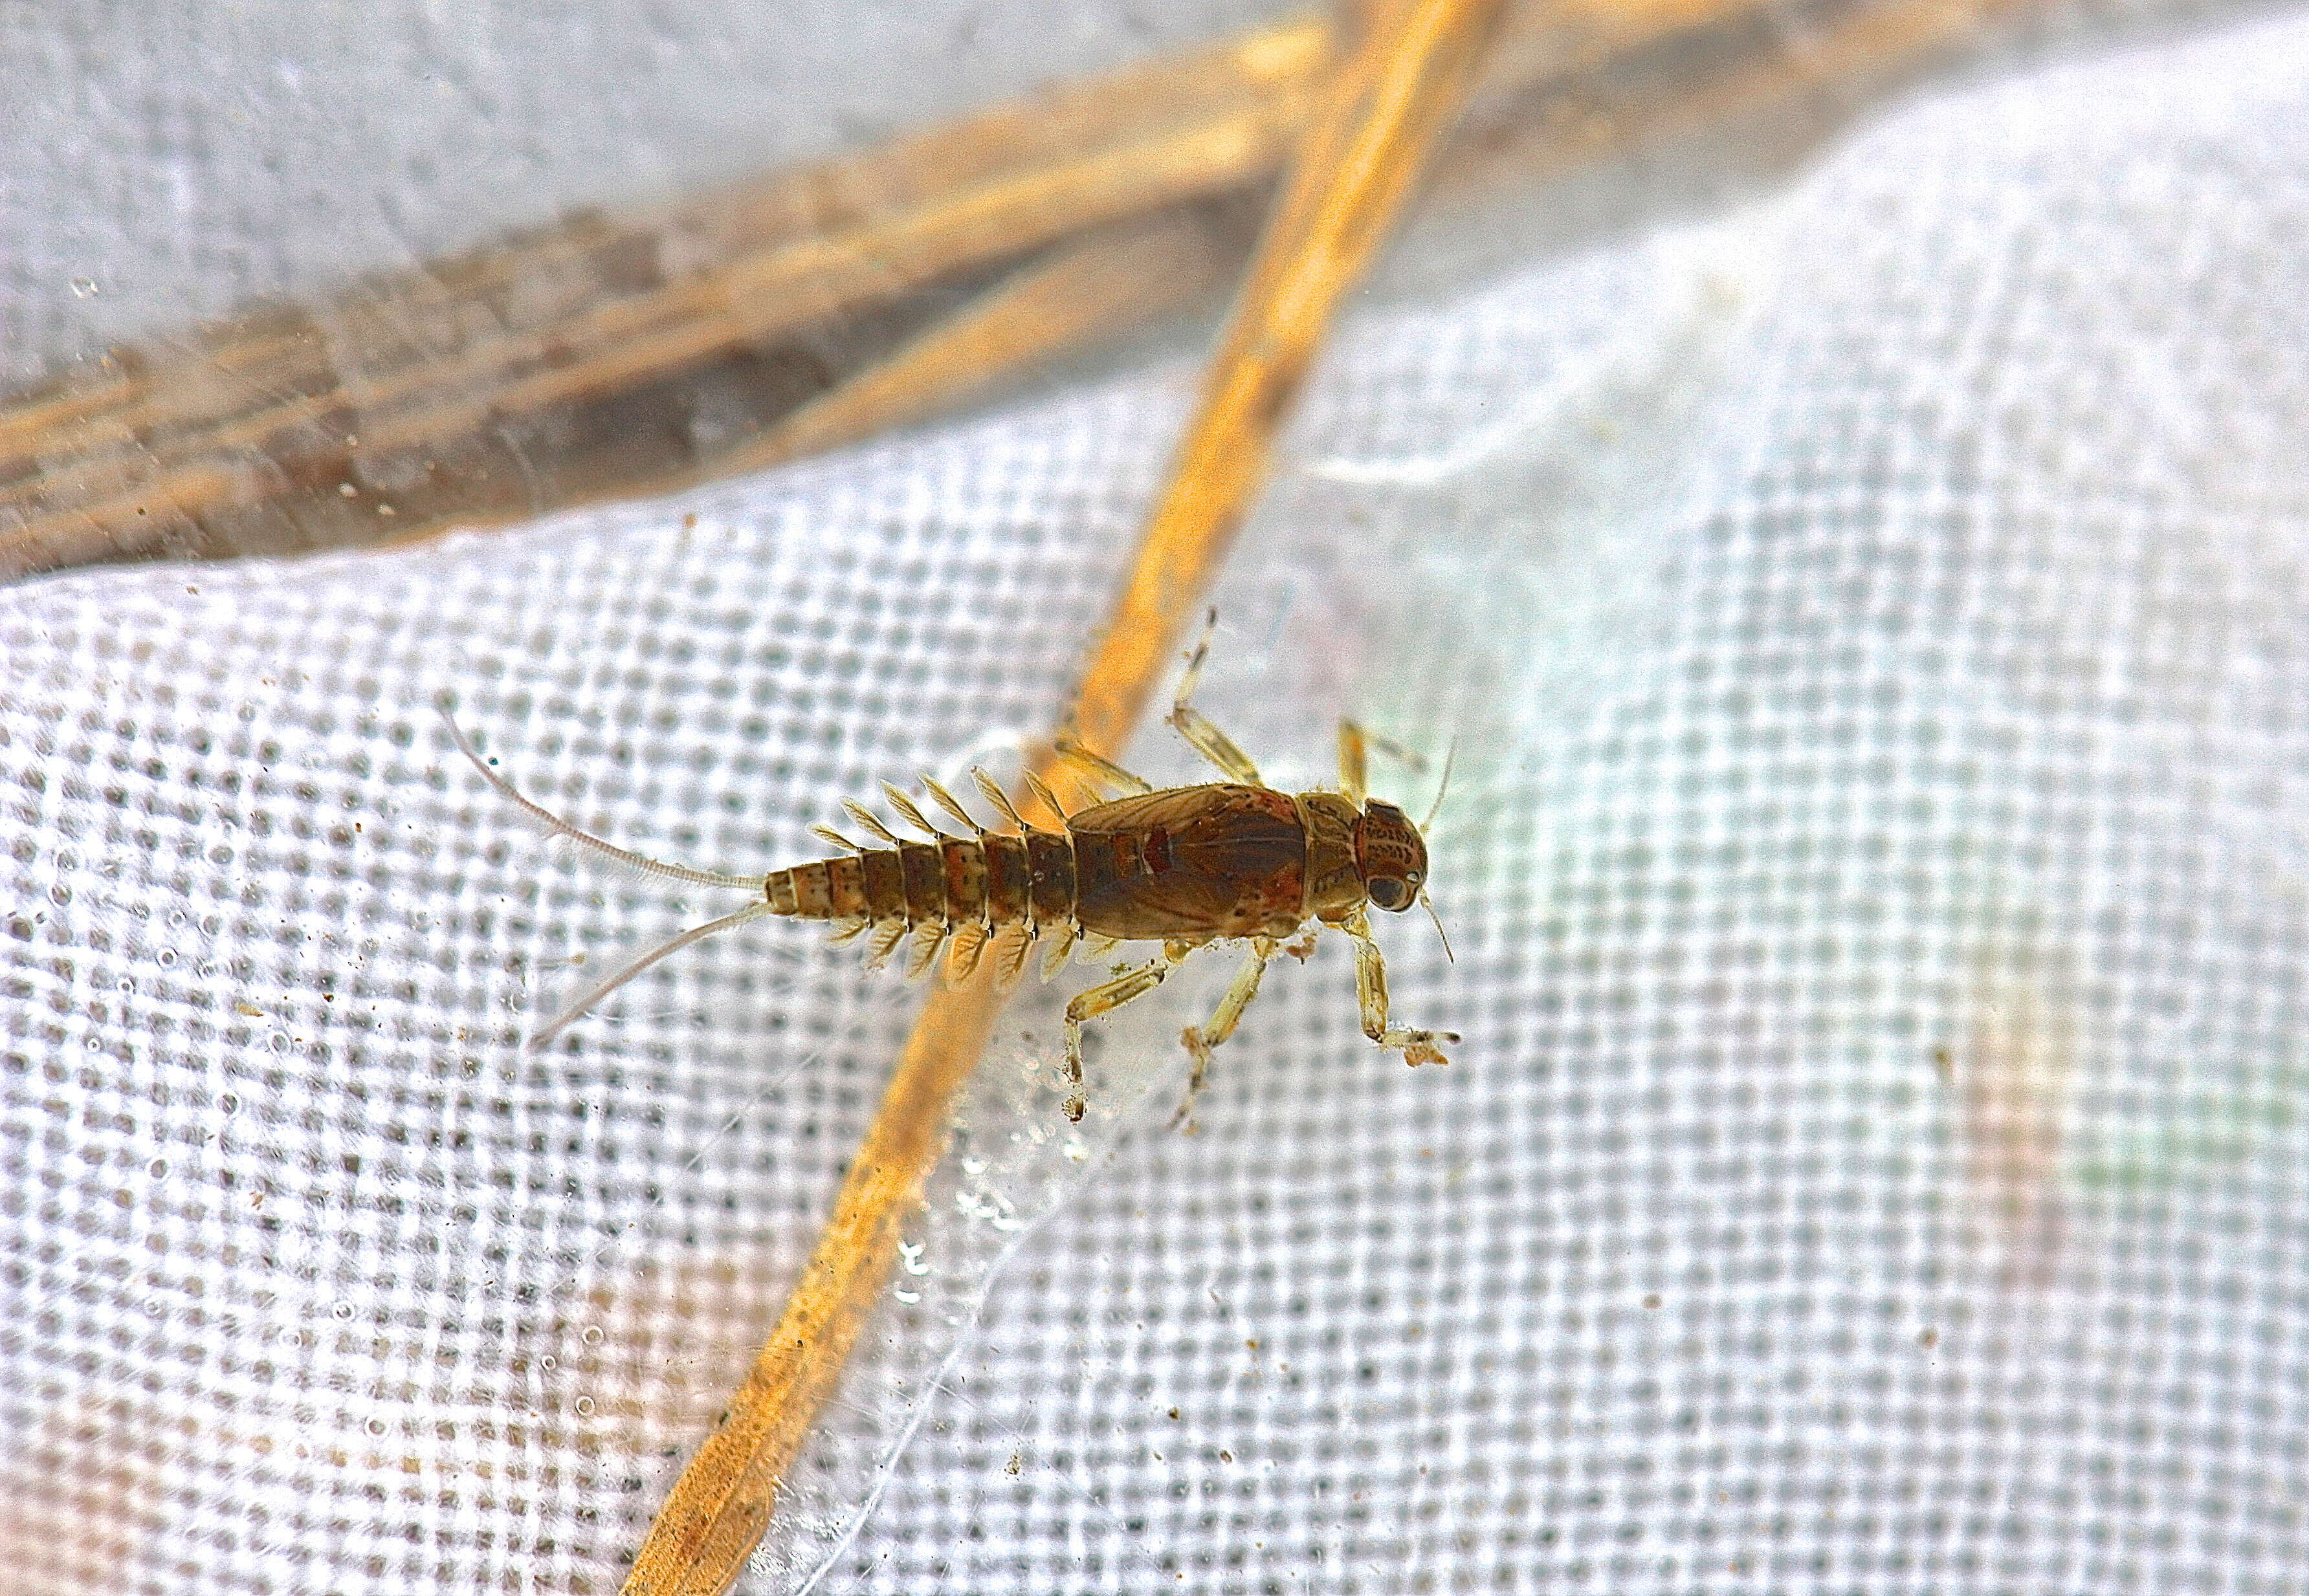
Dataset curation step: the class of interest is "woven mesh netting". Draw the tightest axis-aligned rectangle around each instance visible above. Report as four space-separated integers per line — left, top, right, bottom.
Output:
6 9 2309 1592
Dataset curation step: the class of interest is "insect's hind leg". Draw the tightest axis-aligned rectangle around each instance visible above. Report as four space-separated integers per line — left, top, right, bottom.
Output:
1343 910 1457 1068
1172 935 1277 1132
1062 938 1195 1122
1170 609 1263 785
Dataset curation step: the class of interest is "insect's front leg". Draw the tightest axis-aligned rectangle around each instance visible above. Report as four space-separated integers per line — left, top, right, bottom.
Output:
1063 939 1197 1122
1343 910 1457 1068
1173 935 1279 1132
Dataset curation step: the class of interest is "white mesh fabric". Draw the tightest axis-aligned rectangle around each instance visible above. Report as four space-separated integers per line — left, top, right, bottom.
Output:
8 9 2309 1593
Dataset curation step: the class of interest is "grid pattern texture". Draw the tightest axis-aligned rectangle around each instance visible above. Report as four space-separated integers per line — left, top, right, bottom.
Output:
7 10 2309 1593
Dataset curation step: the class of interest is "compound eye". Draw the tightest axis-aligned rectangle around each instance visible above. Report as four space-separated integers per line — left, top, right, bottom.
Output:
1367 877 1409 911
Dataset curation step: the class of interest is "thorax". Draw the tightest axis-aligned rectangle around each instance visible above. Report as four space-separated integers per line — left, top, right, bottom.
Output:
1295 791 1366 923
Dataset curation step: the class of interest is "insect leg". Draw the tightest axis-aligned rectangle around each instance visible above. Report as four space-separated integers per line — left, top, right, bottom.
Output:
1169 611 1263 785
1172 935 1278 1131
1061 939 1195 1122
1342 910 1457 1069
1338 719 1369 806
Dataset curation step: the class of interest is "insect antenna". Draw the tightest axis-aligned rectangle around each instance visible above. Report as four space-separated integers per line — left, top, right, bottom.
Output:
441 710 763 893
530 901 778 1049
1364 727 1428 771
1418 889 1455 965
1422 736 1459 833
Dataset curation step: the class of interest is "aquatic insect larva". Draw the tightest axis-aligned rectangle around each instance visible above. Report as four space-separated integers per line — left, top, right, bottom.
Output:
445 618 1454 1123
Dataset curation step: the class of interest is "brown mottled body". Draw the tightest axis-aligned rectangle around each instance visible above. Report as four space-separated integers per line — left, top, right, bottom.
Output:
763 781 1426 985
1068 784 1305 941
753 618 1454 1124
449 613 1452 1125
761 785 1098 982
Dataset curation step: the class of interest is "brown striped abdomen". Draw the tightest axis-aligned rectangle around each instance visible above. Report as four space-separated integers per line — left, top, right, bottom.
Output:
766 829 1076 934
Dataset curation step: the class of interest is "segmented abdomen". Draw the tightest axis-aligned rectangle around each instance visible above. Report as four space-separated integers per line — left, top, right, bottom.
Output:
763 834 1046 924
765 827 1079 979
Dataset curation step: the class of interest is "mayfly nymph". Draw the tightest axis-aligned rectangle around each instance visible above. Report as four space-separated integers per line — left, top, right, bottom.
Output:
445 618 1455 1124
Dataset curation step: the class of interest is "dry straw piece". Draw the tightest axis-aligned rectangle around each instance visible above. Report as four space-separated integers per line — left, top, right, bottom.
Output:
0 0 2033 584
